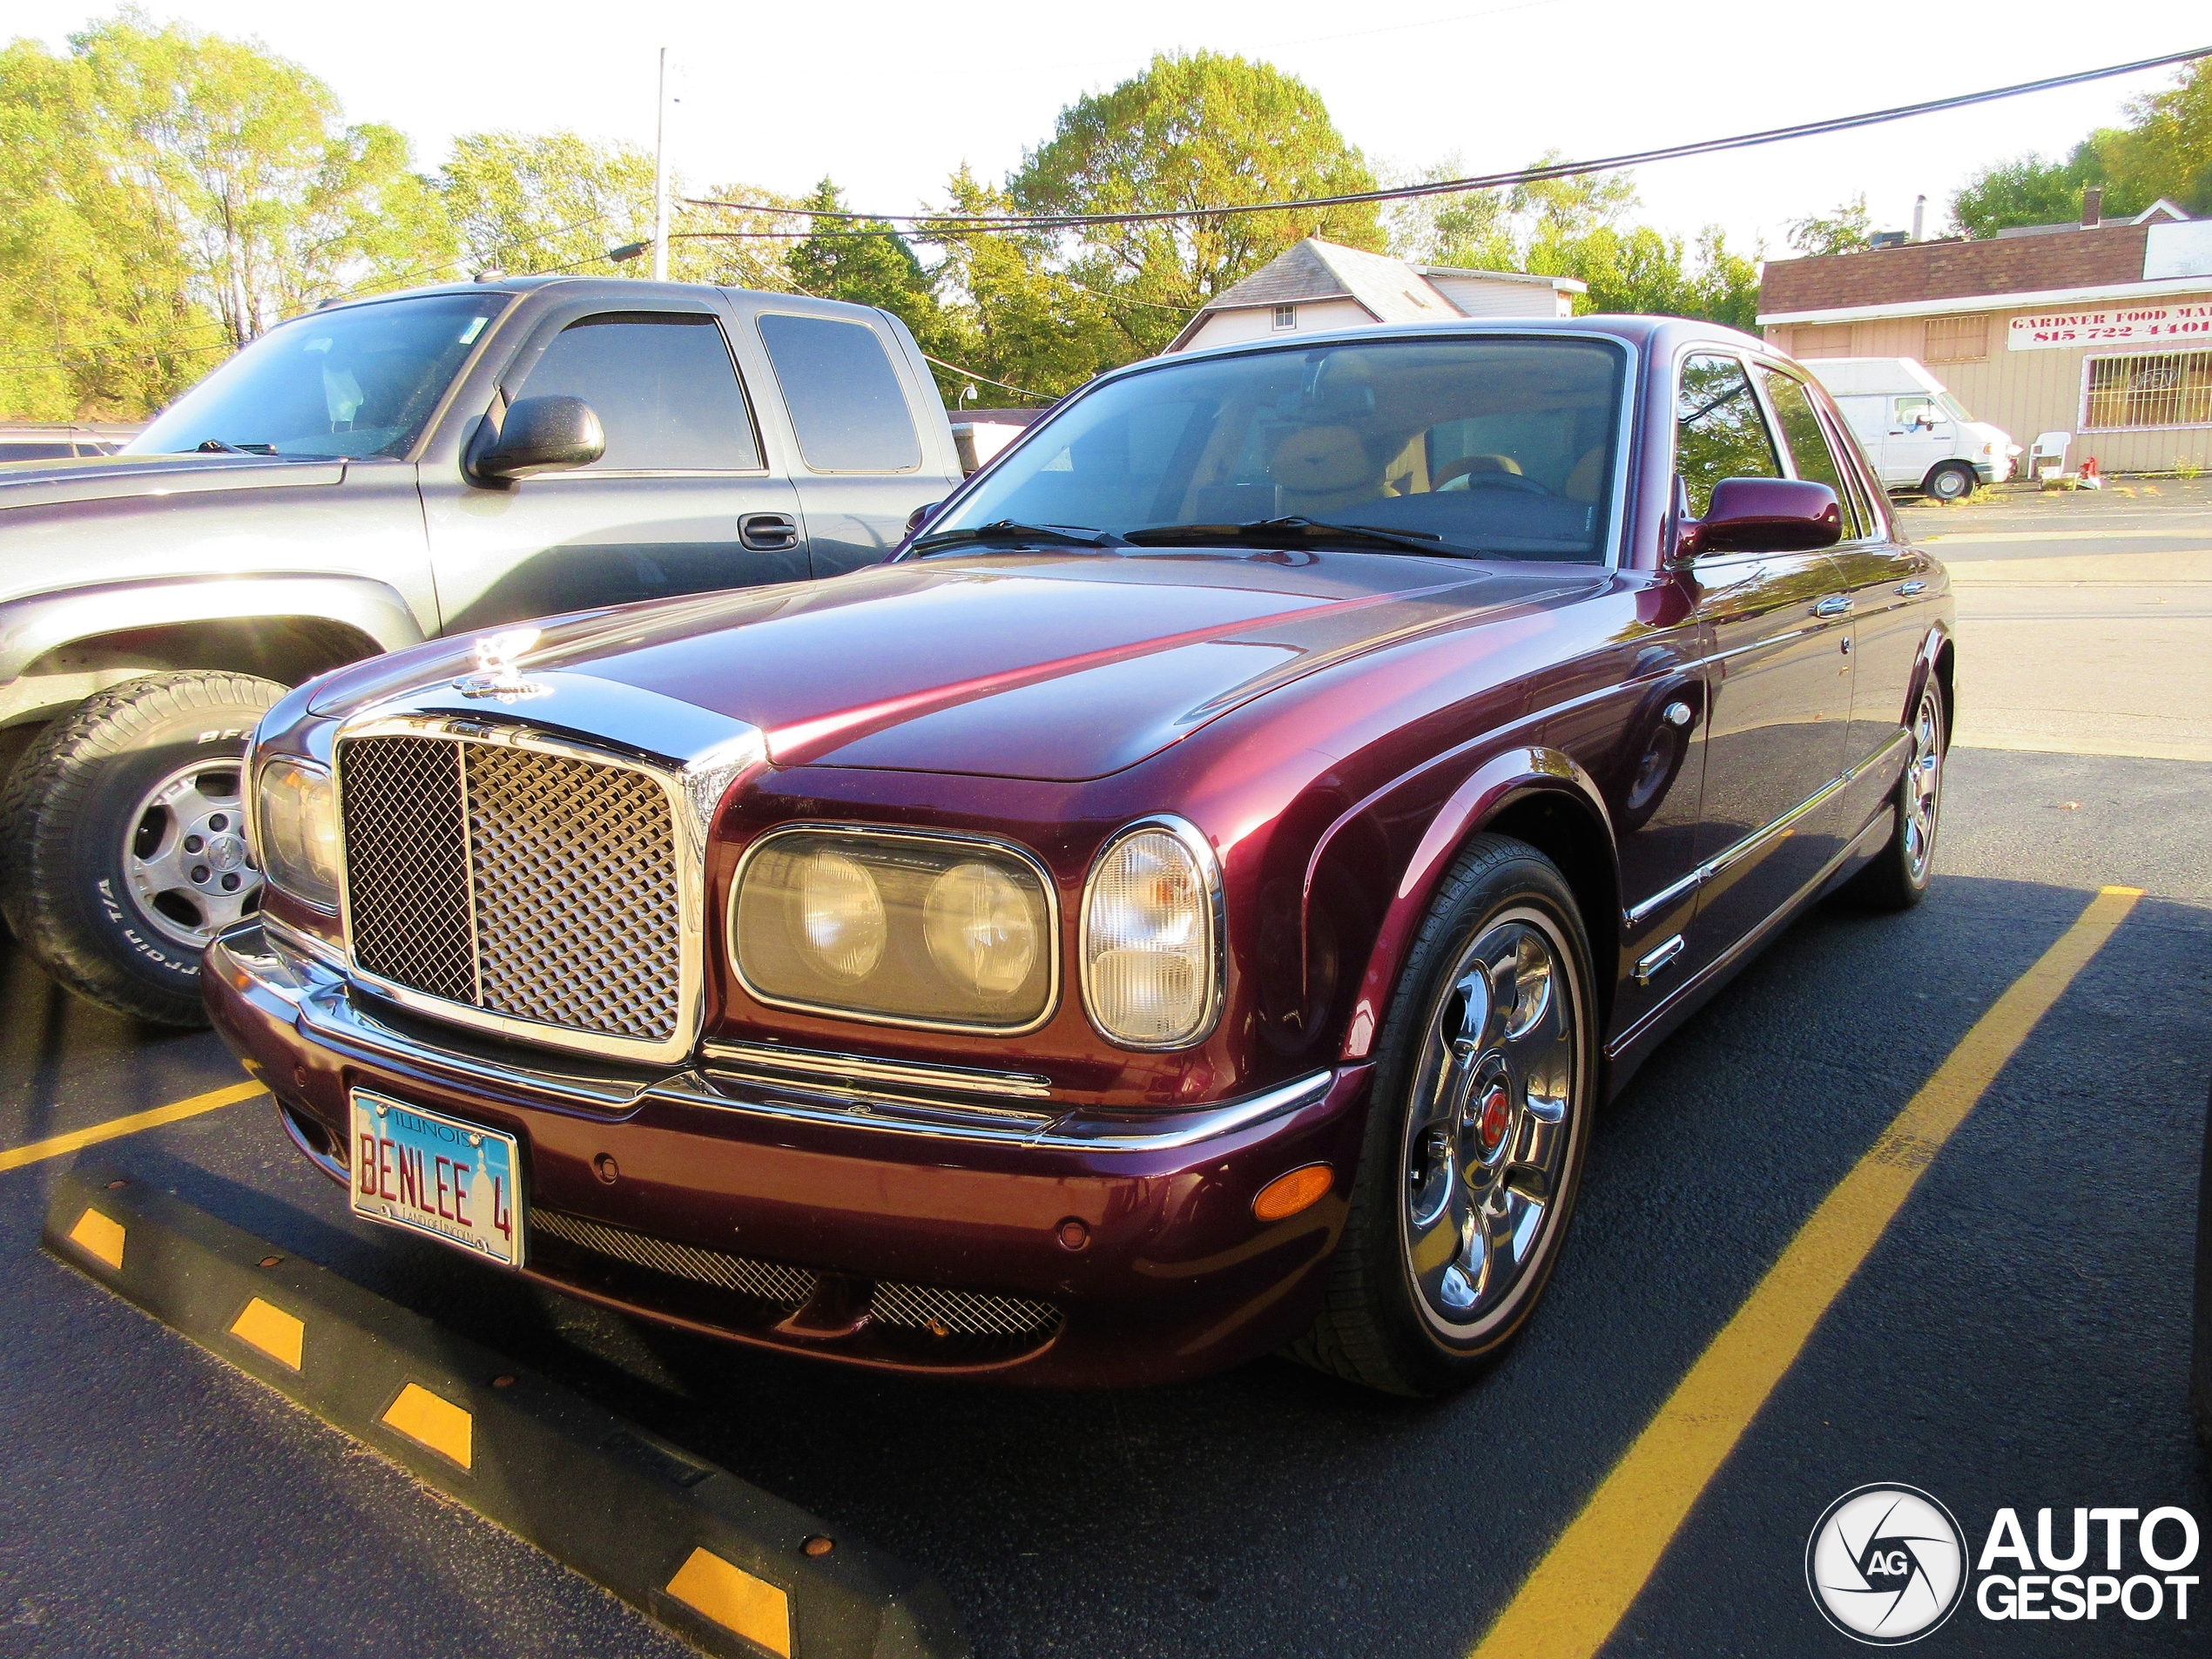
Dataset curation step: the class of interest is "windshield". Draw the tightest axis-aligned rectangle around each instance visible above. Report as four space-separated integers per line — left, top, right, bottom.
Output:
1937 392 1976 425
931 336 1625 561
130 293 510 461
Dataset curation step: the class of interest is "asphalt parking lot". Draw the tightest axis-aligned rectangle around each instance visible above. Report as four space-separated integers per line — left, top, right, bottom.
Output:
3 487 2209 1659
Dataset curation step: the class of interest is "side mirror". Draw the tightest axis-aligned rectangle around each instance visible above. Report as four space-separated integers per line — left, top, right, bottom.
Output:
1685 477 1842 556
469 396 604 482
902 500 944 542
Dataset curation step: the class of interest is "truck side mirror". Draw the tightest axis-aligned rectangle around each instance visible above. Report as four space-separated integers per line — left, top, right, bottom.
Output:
1683 477 1842 556
469 396 604 482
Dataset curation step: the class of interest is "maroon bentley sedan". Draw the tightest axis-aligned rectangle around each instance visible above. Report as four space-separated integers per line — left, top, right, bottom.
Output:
206 317 1951 1395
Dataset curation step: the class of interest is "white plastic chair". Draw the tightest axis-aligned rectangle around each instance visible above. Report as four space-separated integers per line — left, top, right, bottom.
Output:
2028 431 2071 479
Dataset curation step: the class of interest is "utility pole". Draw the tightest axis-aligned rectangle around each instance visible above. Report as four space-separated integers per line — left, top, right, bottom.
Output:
651 47 671 282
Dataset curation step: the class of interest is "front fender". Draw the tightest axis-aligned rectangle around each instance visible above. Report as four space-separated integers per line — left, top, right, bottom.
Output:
1333 745 1614 1062
0 571 425 685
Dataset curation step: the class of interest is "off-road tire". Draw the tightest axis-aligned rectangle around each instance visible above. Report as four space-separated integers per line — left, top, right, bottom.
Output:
0 671 285 1024
1285 833 1596 1396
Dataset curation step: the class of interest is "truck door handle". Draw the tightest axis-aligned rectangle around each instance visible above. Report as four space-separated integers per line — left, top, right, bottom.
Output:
1813 595 1852 618
1896 579 1926 596
739 513 799 552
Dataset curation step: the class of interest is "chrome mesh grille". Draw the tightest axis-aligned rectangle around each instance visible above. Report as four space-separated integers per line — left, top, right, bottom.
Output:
530 1209 818 1307
869 1280 1063 1338
337 733 685 1044
341 738 474 1003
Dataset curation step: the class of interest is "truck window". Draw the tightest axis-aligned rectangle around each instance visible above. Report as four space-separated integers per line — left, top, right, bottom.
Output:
516 314 761 471
756 314 921 473
1675 354 1780 516
1757 369 1863 539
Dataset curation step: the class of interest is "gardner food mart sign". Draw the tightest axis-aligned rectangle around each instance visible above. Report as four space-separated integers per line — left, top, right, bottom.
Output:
2009 302 2212 350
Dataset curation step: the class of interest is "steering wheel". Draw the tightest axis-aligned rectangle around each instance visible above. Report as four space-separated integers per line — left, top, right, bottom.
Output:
1432 455 1552 496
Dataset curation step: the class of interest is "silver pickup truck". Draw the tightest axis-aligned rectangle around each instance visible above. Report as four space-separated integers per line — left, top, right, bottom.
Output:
0 277 961 1024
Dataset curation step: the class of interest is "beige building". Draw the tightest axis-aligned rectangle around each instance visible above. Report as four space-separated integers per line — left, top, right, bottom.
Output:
1760 205 2212 473
1167 239 1583 354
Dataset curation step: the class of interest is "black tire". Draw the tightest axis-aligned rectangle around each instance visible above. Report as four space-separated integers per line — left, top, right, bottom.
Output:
1845 675 1946 913
1924 462 1975 502
0 671 285 1024
1285 833 1597 1396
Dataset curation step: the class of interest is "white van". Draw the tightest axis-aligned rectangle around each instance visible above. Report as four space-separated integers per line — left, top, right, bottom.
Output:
1804 357 2020 502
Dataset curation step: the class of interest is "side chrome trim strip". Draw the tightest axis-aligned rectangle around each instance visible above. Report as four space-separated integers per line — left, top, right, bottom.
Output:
1622 727 1913 929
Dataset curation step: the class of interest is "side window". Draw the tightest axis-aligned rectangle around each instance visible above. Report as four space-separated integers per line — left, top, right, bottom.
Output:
515 314 760 471
1759 368 1862 539
1895 395 1941 431
756 314 921 472
1675 354 1780 516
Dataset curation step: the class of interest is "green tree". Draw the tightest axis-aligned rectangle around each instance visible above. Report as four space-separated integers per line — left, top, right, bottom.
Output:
781 179 974 397
1785 194 1872 257
442 129 654 280
73 11 448 345
1008 51 1382 355
1950 58 2212 235
0 32 214 419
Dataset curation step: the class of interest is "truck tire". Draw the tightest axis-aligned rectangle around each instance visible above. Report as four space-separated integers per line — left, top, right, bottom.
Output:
1924 462 1975 502
0 671 285 1025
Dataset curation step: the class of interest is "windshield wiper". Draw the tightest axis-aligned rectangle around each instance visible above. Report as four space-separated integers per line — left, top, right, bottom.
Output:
911 518 1123 552
1124 516 1481 558
193 439 279 455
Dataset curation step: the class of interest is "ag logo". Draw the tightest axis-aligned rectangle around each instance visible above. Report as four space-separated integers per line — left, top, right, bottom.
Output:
1807 1485 1967 1644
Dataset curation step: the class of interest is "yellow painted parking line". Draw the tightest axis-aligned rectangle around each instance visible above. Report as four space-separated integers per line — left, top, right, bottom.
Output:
0 1080 263 1175
1472 884 2142 1659
666 1547 792 1657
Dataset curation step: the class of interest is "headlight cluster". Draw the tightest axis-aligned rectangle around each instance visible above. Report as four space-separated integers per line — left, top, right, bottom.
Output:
729 818 1224 1048
1080 823 1219 1048
253 758 341 911
732 829 1056 1032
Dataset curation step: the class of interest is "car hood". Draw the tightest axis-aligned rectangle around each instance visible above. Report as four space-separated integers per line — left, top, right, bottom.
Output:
308 550 1602 782
0 451 346 512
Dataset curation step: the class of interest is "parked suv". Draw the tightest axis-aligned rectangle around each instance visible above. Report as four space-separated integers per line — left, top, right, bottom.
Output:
0 278 961 1024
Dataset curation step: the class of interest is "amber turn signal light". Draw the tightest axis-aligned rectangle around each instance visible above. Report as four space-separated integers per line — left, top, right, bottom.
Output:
1252 1163 1332 1222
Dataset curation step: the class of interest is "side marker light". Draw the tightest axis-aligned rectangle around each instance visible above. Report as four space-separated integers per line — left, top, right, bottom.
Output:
1252 1163 1333 1223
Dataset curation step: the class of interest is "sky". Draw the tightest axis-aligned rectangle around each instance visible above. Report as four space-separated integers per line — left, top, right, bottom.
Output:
6 1 2207 263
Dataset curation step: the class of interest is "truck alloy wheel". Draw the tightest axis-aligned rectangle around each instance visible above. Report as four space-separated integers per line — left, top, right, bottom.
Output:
0 671 284 1025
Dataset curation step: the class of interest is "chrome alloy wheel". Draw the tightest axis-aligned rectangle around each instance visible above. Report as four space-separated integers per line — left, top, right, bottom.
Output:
1902 685 1945 885
123 758 262 948
1398 907 1582 1339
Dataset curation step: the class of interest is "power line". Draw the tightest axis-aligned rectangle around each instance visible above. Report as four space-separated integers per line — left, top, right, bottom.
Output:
687 44 2212 233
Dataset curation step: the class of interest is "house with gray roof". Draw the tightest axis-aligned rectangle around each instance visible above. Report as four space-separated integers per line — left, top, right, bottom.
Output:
1165 238 1585 353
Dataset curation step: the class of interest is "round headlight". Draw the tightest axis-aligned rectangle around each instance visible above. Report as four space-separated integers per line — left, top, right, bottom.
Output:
925 860 1038 999
1082 822 1219 1048
796 853 886 981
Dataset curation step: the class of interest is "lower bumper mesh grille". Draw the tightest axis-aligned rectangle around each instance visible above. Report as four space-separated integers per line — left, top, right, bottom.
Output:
529 1209 817 1308
869 1280 1062 1339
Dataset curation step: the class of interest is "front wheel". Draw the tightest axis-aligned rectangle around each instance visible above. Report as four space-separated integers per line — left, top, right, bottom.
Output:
0 671 285 1024
1286 834 1596 1396
1925 462 1975 502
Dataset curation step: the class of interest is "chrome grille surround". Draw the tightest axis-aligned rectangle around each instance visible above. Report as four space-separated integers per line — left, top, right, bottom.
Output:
530 1209 819 1308
869 1280 1063 1339
333 714 706 1064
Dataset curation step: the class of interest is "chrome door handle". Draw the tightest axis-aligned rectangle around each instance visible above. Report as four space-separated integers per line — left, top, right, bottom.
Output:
1896 579 1926 596
1813 595 1852 618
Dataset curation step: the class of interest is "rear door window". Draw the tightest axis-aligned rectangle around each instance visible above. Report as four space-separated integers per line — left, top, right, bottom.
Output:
756 314 921 472
1675 354 1781 516
515 313 760 471
1758 368 1864 539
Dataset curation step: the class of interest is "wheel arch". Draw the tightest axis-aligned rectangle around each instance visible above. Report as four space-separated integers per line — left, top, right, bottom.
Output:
1333 745 1619 1065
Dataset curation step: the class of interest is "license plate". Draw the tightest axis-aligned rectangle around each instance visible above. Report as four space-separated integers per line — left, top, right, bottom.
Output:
349 1090 523 1267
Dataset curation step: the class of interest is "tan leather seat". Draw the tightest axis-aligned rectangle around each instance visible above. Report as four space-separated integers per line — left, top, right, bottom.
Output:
1267 426 1374 502
1564 446 1606 502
